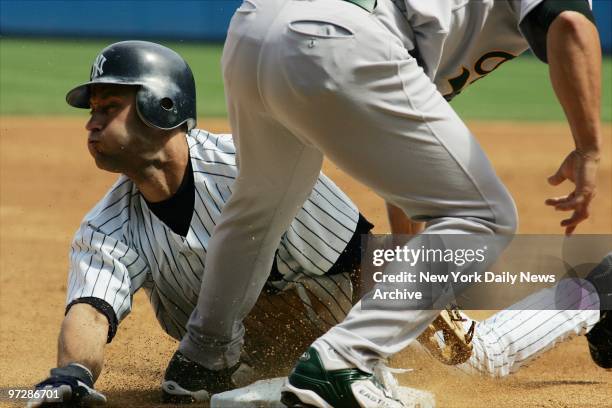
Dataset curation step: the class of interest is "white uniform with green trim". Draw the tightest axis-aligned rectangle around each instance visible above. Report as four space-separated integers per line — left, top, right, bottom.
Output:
380 0 592 99
181 0 595 373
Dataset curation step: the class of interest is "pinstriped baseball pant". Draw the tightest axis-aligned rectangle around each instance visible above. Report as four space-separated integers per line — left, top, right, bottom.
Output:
180 0 518 371
454 279 600 377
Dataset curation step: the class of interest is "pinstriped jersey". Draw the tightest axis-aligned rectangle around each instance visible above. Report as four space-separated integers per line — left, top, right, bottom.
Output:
382 0 592 99
66 129 359 339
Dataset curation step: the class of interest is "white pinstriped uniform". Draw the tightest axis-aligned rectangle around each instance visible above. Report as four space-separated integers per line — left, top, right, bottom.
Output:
64 128 601 374
65 129 358 341
432 279 600 377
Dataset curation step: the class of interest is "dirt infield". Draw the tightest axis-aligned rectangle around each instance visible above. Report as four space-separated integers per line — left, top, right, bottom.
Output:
0 117 610 407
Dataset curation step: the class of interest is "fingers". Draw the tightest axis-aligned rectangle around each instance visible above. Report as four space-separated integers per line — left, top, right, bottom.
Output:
564 225 577 236
548 158 570 186
545 195 572 208
550 196 587 212
545 190 592 211
546 190 593 235
546 150 599 235
561 210 589 227
562 214 583 236
560 205 590 236
548 170 566 186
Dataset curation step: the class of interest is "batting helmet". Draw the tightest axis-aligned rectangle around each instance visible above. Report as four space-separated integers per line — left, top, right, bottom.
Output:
66 40 197 131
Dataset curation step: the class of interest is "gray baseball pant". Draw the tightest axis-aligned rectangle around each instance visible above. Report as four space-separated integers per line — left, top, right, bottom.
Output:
180 0 518 371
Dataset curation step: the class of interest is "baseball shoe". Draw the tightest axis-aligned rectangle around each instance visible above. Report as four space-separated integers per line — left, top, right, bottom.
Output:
585 252 612 310
584 253 612 369
586 310 612 369
281 342 405 408
161 351 255 403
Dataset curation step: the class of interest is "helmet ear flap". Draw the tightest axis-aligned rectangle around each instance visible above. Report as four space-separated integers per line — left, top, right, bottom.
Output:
135 86 180 130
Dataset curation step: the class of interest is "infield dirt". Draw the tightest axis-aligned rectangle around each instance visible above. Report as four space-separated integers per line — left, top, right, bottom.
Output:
1 117 610 407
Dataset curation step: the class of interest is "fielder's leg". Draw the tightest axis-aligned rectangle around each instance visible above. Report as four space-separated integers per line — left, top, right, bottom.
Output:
254 0 518 375
184 0 517 389
180 0 324 370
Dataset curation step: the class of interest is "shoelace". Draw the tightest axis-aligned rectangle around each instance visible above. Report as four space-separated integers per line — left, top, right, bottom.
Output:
373 361 414 401
449 304 476 343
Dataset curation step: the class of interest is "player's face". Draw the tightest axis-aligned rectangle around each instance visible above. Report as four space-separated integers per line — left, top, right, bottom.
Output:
86 85 157 173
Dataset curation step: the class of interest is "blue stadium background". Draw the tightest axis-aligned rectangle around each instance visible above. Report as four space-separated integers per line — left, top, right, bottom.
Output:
1 0 611 52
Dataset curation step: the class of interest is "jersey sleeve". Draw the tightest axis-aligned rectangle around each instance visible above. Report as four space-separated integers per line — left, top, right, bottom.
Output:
514 0 594 62
275 173 360 278
512 0 592 23
66 223 149 333
512 0 545 23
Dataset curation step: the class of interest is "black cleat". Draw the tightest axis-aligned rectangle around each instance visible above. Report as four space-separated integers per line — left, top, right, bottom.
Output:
585 252 612 311
161 351 253 403
586 311 612 369
584 253 612 369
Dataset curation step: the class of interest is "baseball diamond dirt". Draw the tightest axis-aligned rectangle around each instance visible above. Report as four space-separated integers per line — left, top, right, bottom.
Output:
0 117 610 407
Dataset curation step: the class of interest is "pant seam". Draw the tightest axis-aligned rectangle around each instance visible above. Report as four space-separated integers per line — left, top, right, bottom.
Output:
394 60 501 230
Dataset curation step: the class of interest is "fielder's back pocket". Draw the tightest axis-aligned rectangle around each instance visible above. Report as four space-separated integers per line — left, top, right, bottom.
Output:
288 20 354 39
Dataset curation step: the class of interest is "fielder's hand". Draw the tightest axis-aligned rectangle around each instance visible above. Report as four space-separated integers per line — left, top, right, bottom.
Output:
27 363 106 407
546 149 599 236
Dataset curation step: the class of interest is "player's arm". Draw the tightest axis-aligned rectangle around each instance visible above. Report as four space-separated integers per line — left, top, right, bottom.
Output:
521 0 602 235
546 8 602 235
386 202 425 235
57 303 109 381
28 304 110 407
30 221 134 406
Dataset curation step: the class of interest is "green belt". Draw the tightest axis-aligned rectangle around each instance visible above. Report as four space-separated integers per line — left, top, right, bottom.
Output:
342 0 376 12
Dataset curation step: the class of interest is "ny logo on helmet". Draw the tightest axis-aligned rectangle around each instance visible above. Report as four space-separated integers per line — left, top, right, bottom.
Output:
90 54 107 80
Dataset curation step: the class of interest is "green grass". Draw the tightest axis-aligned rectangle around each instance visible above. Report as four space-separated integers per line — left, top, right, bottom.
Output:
451 55 612 122
0 38 226 116
1 37 610 121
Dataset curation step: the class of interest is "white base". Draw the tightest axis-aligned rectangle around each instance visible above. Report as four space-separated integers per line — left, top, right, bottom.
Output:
210 377 435 408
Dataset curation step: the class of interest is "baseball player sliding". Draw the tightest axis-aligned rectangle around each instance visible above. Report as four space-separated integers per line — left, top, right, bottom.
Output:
171 0 608 406
29 39 610 407
27 40 372 407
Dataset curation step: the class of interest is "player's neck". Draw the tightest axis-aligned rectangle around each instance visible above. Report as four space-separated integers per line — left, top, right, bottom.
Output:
128 133 190 202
